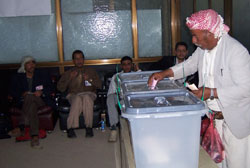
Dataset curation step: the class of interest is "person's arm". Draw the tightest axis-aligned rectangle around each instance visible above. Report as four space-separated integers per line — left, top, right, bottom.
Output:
86 69 102 89
148 49 200 86
133 63 140 71
217 47 250 102
57 71 71 93
171 49 200 80
191 87 218 100
34 90 43 97
107 74 117 96
35 70 52 98
148 69 174 86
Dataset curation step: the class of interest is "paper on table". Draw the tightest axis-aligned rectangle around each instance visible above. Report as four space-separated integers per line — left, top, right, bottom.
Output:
186 83 198 91
169 77 174 80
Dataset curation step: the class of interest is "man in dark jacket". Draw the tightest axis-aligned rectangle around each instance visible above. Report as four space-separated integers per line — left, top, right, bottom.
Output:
9 56 54 149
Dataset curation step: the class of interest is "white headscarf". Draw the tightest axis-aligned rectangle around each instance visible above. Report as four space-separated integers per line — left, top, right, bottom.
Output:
17 56 36 73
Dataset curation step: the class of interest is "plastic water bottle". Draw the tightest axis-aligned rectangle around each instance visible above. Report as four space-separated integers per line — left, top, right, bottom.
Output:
100 113 106 132
100 120 105 132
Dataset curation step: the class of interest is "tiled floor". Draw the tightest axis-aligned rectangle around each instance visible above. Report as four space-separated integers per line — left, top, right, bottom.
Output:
0 122 120 168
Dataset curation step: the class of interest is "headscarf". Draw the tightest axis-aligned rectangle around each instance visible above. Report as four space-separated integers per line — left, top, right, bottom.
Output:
17 56 36 73
186 9 230 38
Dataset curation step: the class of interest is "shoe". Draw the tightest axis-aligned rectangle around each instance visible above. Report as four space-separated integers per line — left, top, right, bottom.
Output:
110 125 117 130
85 127 93 137
8 128 21 137
108 130 117 142
31 136 43 149
67 128 76 138
8 127 24 137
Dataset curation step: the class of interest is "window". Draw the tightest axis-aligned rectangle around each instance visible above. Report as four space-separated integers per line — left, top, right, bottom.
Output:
61 0 133 60
0 0 58 63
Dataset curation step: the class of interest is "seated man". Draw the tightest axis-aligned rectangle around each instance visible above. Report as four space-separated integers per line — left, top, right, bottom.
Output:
57 50 101 138
107 56 140 142
149 42 198 86
9 56 54 149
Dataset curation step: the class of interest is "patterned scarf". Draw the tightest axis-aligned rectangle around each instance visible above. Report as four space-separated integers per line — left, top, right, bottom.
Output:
186 9 230 38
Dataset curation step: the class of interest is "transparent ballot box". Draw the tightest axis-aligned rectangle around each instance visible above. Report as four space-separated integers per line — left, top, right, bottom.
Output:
118 70 161 83
120 79 184 96
122 91 207 168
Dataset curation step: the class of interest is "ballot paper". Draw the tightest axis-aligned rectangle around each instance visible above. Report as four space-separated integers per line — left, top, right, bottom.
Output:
186 83 198 91
85 80 92 86
36 85 43 91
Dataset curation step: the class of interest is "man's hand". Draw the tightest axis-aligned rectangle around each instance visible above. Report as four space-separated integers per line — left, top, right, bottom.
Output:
148 71 165 86
133 63 140 71
191 87 213 100
148 69 174 86
70 70 78 79
34 90 43 97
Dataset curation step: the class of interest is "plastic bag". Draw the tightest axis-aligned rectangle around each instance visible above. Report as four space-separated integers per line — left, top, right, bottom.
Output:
201 113 225 163
200 117 210 137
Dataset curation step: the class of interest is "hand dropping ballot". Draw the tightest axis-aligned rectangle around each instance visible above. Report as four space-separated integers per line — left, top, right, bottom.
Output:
149 77 174 90
148 79 158 90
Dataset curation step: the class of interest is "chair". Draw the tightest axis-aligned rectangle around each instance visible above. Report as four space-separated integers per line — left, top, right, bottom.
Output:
7 72 58 132
57 90 105 131
9 105 55 131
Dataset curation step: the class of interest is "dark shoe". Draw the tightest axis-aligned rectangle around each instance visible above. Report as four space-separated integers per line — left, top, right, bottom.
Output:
85 127 93 137
31 136 43 149
110 125 117 130
67 128 76 138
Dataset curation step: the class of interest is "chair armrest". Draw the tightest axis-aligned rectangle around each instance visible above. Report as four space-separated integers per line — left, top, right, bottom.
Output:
55 92 71 113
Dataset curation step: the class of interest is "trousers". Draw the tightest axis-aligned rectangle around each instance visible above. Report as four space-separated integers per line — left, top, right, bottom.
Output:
107 93 119 126
66 92 96 129
22 94 45 136
215 119 250 168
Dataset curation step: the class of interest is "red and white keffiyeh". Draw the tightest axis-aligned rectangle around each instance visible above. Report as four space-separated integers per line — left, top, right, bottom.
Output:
186 9 230 38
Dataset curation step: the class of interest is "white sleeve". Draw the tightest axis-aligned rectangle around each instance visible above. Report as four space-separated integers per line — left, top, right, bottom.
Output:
107 74 118 96
171 48 200 79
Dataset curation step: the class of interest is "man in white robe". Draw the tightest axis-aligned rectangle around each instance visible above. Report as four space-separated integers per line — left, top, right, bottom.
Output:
148 9 250 168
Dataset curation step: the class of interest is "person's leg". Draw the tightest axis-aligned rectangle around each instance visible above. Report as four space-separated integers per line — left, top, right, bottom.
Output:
107 94 119 127
22 94 44 148
22 94 45 135
67 94 83 129
214 119 224 168
106 94 119 142
222 122 250 168
80 92 96 137
66 94 83 138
